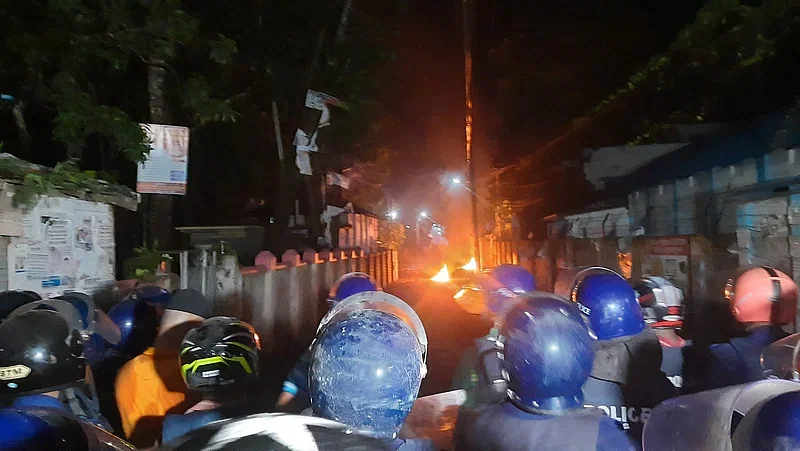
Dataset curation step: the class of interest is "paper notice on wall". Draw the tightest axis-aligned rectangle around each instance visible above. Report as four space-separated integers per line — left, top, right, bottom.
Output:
7 197 115 296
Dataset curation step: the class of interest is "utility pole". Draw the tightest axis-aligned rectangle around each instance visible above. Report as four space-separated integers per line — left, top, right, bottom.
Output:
463 0 481 269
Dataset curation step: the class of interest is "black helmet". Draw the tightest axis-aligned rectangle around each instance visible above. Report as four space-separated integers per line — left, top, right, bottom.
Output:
180 317 260 391
0 290 41 323
0 309 86 398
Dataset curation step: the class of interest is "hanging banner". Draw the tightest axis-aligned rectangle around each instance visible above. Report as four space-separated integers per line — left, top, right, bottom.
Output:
326 172 351 189
136 124 190 195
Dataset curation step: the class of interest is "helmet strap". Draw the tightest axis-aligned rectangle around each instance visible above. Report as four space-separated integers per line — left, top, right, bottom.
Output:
762 266 782 324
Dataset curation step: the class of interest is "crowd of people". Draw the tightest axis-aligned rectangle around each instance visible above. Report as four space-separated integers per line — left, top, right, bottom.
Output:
0 263 799 450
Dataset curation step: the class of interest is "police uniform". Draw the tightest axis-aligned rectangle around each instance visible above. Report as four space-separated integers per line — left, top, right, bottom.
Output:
455 401 635 451
654 330 690 390
582 328 676 447
705 325 788 390
452 329 506 407
281 349 312 410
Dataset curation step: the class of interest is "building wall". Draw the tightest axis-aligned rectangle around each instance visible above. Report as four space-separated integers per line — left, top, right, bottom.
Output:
0 237 8 291
629 148 800 238
0 185 117 298
336 213 380 253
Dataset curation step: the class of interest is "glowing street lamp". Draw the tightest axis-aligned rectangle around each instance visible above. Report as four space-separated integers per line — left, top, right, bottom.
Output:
452 177 462 185
419 211 428 219
388 210 398 220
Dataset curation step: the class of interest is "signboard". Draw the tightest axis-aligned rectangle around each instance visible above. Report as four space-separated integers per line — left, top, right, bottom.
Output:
7 197 116 297
641 237 690 290
136 124 190 195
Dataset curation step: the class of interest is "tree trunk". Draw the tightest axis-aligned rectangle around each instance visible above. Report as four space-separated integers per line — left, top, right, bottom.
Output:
11 102 31 160
146 61 176 249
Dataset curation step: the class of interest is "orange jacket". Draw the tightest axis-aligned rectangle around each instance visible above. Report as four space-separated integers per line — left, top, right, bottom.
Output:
116 347 198 447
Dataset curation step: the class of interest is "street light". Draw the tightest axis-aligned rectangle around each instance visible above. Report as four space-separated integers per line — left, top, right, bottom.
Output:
452 177 462 185
388 210 398 220
416 211 428 248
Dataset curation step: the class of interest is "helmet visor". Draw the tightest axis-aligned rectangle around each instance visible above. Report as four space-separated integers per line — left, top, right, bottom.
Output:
57 293 122 345
761 333 800 381
10 298 121 345
318 291 428 367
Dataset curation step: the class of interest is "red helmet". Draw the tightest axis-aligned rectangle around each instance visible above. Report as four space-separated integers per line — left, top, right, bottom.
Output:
725 267 798 325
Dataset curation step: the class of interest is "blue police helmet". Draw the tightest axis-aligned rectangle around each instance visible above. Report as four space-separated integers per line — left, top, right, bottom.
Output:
490 265 536 293
131 285 171 305
328 272 378 305
310 297 426 440
107 298 159 356
748 391 800 450
483 265 536 319
501 293 595 414
0 407 89 451
573 272 645 341
12 395 69 411
54 292 122 355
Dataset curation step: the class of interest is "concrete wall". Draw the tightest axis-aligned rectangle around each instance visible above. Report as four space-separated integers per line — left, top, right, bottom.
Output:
629 148 800 237
223 249 399 356
0 237 8 291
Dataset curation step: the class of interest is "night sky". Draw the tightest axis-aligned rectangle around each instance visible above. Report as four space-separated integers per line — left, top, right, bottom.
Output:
381 0 705 229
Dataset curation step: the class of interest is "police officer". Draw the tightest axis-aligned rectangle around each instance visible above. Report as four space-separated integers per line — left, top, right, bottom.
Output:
276 272 378 411
0 406 134 450
634 275 689 390
0 304 111 430
454 293 635 451
705 266 798 390
162 317 263 442
452 264 535 407
309 292 433 450
573 270 676 447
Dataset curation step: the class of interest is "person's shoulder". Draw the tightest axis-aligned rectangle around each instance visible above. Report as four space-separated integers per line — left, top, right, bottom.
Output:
117 348 156 378
708 341 736 358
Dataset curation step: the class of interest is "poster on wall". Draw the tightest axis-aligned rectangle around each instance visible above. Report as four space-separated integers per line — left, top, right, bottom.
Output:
642 237 690 291
7 197 115 297
136 124 190 195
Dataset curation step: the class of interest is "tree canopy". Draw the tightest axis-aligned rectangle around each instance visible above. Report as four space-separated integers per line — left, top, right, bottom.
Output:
0 0 402 251
485 0 800 236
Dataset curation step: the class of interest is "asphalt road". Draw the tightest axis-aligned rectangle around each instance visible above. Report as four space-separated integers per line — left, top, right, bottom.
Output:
385 279 491 397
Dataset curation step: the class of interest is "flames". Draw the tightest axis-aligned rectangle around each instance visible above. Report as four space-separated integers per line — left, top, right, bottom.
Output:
461 257 478 272
430 265 451 283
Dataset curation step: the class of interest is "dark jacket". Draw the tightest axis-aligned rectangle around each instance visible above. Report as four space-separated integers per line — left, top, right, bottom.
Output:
582 328 676 448
455 401 636 451
705 325 788 390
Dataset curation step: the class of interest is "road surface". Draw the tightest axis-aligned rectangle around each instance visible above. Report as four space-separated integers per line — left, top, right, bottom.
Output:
386 279 491 396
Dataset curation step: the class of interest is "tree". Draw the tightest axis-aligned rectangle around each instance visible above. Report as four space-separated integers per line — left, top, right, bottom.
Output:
485 0 800 237
378 220 405 250
0 0 237 247
584 0 800 144
0 0 236 163
0 0 402 251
